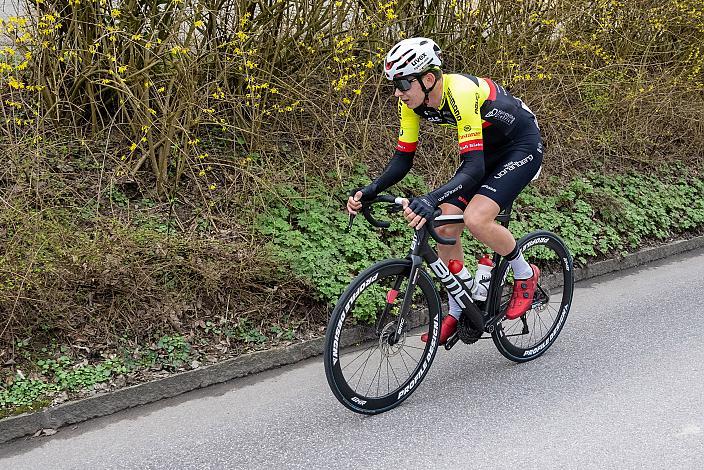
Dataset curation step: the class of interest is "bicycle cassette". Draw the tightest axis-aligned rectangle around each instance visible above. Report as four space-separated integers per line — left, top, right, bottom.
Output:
457 313 483 344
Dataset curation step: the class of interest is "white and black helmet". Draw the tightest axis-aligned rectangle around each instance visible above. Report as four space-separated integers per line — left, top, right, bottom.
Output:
384 37 442 80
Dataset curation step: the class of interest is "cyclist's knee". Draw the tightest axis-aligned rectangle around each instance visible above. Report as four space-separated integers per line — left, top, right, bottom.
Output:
464 211 492 237
436 223 463 239
440 203 463 216
436 203 464 238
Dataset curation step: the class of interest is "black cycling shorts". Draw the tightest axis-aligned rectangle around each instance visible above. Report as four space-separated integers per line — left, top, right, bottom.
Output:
446 132 543 211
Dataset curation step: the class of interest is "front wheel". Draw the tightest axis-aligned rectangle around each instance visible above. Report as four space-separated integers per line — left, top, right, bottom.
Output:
490 230 574 362
323 259 441 414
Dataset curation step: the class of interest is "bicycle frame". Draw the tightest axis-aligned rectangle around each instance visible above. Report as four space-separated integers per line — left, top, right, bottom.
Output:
390 204 515 342
389 218 483 340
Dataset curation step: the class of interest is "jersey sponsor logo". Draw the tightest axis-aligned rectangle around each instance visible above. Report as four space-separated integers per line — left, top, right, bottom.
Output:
447 90 461 120
459 132 481 140
485 108 515 125
481 184 496 193
464 125 472 132
474 93 480 114
437 184 463 203
459 139 483 153
396 140 417 152
420 107 456 126
493 154 534 179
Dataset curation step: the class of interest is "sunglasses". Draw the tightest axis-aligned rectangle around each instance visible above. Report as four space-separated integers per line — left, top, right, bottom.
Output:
392 76 419 92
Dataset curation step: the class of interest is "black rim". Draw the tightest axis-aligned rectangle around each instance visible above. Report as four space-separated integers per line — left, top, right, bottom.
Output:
491 232 574 361
324 260 440 413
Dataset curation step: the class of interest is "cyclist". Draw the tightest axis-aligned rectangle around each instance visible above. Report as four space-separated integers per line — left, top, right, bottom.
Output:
347 37 543 344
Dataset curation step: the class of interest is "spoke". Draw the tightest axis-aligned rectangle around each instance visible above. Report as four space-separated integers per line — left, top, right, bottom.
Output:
545 302 562 317
397 344 425 351
400 347 421 370
500 256 572 351
529 310 539 346
386 357 391 396
538 315 551 338
536 308 555 334
405 332 427 338
388 357 401 389
341 343 378 372
376 352 383 397
503 319 522 335
365 352 384 397
351 347 377 391
398 346 412 376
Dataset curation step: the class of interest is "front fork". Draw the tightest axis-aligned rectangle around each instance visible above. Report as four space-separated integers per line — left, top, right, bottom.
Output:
379 230 427 346
384 254 423 346
385 227 486 346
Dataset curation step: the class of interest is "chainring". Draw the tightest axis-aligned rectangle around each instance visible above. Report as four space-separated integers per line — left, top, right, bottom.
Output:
457 313 483 344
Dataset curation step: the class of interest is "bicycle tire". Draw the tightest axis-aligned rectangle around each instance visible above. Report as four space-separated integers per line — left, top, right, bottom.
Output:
323 258 441 414
490 230 574 362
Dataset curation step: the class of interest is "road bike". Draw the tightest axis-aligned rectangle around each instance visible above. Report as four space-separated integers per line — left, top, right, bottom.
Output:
323 195 574 414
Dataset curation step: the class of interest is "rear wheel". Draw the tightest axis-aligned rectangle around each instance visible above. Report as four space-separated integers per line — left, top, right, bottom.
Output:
323 259 441 414
490 231 574 362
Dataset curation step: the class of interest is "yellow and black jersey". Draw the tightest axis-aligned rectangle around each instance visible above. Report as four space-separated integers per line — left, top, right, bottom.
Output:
396 74 539 158
367 74 542 210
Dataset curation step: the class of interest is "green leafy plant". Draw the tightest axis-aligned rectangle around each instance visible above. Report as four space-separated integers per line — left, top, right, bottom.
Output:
258 168 704 317
155 335 192 369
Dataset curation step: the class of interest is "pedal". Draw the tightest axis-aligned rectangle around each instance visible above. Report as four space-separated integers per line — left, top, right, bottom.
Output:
444 332 459 350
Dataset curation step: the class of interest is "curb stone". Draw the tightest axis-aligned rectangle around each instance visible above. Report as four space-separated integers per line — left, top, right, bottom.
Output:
2 235 704 444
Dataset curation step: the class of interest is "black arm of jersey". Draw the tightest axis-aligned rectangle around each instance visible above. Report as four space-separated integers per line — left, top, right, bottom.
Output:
367 150 414 195
424 151 485 207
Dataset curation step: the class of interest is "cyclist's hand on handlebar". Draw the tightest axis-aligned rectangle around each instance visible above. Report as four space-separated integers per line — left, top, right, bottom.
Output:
346 186 377 215
347 191 364 215
404 196 436 230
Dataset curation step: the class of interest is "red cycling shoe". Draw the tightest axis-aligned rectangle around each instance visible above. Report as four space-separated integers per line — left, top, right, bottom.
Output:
505 264 540 320
421 314 457 345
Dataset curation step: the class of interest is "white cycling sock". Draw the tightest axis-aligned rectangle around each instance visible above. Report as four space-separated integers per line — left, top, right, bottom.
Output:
448 295 463 320
509 253 534 279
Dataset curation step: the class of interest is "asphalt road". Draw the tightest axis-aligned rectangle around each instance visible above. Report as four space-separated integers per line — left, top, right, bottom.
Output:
2 249 704 469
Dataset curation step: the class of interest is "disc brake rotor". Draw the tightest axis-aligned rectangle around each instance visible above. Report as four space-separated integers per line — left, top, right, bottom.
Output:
379 321 405 357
